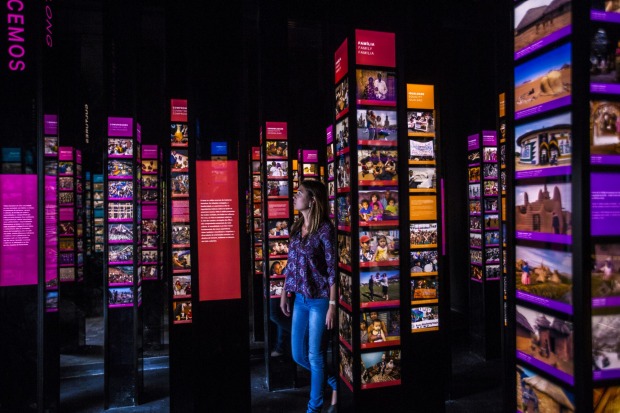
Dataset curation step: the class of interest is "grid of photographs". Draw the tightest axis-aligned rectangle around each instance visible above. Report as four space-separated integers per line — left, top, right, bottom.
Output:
251 147 264 276
169 103 191 323
141 145 160 281
498 93 508 327
44 122 59 312
58 147 78 282
408 84 440 334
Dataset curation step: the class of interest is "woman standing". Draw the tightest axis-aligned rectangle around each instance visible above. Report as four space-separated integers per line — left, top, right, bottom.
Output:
280 179 337 413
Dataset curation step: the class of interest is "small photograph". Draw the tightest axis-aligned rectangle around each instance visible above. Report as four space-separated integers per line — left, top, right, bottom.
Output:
339 345 354 388
358 149 398 183
516 365 575 413
359 230 399 266
486 265 501 279
266 141 288 158
59 221 75 236
59 267 75 282
267 220 289 237
514 0 571 56
483 147 498 162
335 119 350 154
254 260 264 274
339 272 352 308
108 180 133 200
142 175 158 188
142 234 158 248
483 163 498 179
59 176 74 191
109 244 133 263
355 69 397 104
411 276 438 303
408 167 436 191
269 279 285 298
327 144 335 162
358 189 399 223
468 151 481 163
108 159 133 178
59 253 74 266
252 188 262 203
360 310 400 348
142 265 158 280
59 238 74 252
254 246 263 260
170 174 190 197
339 309 352 346
268 259 287 277
266 160 288 178
356 109 398 142
407 111 435 134
591 100 620 160
141 159 158 174
335 77 349 119
45 291 58 310
470 250 482 264
108 138 134 157
172 224 191 247
515 182 572 240
360 350 401 389
268 239 289 257
592 243 620 306
59 192 74 205
471 265 483 280
45 161 58 176
360 269 400 306
593 314 620 380
142 219 158 233
108 223 134 242
170 123 189 147
58 161 74 175
329 199 335 217
267 180 289 198
410 250 438 274
170 150 189 173
484 214 500 229
44 137 58 156
469 183 481 199
338 234 351 267
142 189 158 203
172 275 192 297
485 231 500 246
252 175 261 189
409 137 435 163
172 249 191 271
108 266 134 285
253 203 261 216
409 223 438 249
109 287 134 306
411 306 439 331
470 233 482 249
469 200 481 215
516 305 574 381
172 300 192 323
251 161 261 174
484 198 499 212
303 163 317 176
468 166 480 183
485 247 500 264
336 155 351 191
484 180 499 196
328 181 335 198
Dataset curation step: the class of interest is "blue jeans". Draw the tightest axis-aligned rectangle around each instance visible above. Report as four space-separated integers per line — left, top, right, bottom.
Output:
291 295 337 413
270 297 291 352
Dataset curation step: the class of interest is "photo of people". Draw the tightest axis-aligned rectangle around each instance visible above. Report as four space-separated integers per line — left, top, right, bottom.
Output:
338 234 351 267
409 137 435 163
485 214 500 230
108 244 133 264
515 182 572 241
468 151 481 163
484 180 499 196
486 265 501 280
59 267 75 282
327 144 334 163
339 309 352 346
336 154 350 190
470 233 482 249
593 314 620 379
142 175 158 188
339 345 354 388
471 265 483 280
266 141 288 159
514 0 571 56
108 138 133 157
470 216 482 232
58 161 74 175
59 192 74 205
411 306 439 331
108 223 133 243
407 111 435 135
339 272 352 309
45 161 58 175
267 220 289 237
172 300 192 323
170 174 190 198
411 276 438 304
483 163 498 179
469 183 481 199
142 189 158 203
335 78 349 119
266 160 288 178
356 69 397 104
172 249 191 272
142 219 158 233
44 137 58 156
592 243 620 305
142 250 158 264
328 181 335 199
171 224 190 247
141 159 157 174
329 199 335 218
108 266 133 285
59 239 74 252
109 287 134 307
108 159 133 178
409 167 436 191
516 305 574 381
514 43 572 118
360 350 401 388
269 259 287 277
486 247 500 264
516 365 575 413
360 310 400 348
108 202 133 221
335 119 349 154
108 180 133 200
410 250 438 275
170 150 189 173
172 275 191 297
358 230 399 267
358 149 398 183
591 100 620 159
485 231 500 246
470 250 482 264
484 198 499 213
359 270 400 307
356 109 397 142
469 200 482 215
142 234 158 248
142 265 158 280
409 223 438 249
267 180 289 199
468 166 480 183
358 190 399 224
170 123 188 147
268 239 289 257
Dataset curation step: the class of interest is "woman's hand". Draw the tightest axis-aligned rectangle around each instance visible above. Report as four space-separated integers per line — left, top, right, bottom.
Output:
325 304 336 330
280 295 291 317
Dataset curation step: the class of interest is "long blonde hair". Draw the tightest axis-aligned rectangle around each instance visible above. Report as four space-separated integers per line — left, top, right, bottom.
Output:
291 179 329 236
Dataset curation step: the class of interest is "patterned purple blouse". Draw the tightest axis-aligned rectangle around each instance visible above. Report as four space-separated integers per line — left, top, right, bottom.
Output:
283 220 336 299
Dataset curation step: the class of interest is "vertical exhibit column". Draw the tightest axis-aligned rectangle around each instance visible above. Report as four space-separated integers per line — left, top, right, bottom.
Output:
250 145 265 342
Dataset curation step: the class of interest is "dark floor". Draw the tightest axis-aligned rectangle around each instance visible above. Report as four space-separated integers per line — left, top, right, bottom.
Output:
59 313 502 412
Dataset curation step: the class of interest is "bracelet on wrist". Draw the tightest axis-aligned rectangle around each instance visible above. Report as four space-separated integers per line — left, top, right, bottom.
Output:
329 300 336 306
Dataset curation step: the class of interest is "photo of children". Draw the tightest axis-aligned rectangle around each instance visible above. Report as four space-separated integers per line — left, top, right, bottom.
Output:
358 230 399 267
358 149 398 183
269 259 287 277
358 190 399 224
360 349 401 389
338 234 351 267
360 310 400 348
172 275 191 297
359 270 400 307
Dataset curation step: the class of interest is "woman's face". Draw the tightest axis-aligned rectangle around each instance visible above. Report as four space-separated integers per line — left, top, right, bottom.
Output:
294 185 312 211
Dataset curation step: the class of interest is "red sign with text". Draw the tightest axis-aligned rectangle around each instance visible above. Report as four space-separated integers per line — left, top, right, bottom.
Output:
335 38 348 84
355 29 395 68
196 161 241 301
265 122 287 140
170 99 188 122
